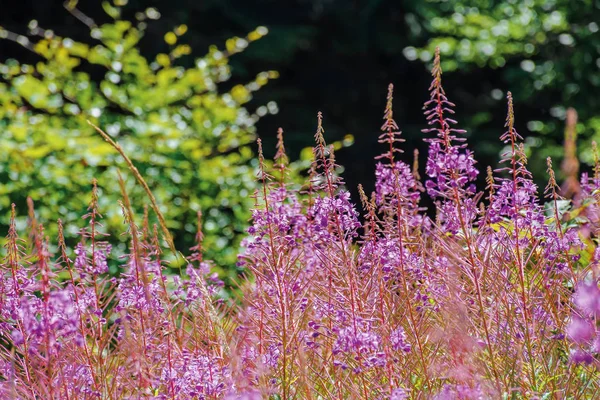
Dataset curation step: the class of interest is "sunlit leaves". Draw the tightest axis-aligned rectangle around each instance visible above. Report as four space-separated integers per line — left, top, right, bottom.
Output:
0 5 277 272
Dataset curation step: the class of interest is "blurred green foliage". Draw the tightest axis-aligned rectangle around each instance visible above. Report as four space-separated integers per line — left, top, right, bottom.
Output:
2 0 596 202
0 1 278 276
411 0 600 175
1 0 598 271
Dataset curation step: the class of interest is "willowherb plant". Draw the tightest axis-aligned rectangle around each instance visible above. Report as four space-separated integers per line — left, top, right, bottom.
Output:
1 48 600 399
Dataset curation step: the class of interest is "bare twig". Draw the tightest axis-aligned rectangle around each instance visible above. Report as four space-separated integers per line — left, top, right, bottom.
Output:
0 27 35 52
88 120 176 255
63 0 97 29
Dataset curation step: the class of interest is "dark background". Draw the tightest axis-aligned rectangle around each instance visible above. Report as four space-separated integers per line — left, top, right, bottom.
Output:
2 0 598 199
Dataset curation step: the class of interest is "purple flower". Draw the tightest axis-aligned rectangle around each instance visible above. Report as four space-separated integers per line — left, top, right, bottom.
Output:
433 383 484 400
390 327 411 353
309 191 361 242
567 279 600 364
375 162 420 206
571 350 594 365
262 344 281 369
74 242 111 276
421 49 479 233
333 323 381 360
574 280 600 317
567 317 595 344
13 289 81 355
160 352 232 398
390 388 409 400
226 390 263 400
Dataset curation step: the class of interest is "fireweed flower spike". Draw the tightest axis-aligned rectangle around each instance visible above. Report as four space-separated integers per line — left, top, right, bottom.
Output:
274 128 289 188
371 83 432 390
422 49 502 392
422 47 479 235
487 92 578 390
375 84 422 231
489 93 543 229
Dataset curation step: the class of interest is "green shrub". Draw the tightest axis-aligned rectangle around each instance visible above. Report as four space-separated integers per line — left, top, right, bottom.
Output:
0 2 277 274
409 0 600 173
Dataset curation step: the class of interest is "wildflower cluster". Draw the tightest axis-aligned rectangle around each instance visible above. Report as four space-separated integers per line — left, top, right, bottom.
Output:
1 49 600 398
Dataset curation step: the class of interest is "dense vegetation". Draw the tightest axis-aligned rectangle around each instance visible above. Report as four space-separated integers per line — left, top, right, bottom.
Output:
0 2 276 274
1 50 599 398
2 1 598 277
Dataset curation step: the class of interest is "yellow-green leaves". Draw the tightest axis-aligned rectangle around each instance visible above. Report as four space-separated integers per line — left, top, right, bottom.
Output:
0 5 277 272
